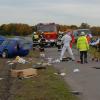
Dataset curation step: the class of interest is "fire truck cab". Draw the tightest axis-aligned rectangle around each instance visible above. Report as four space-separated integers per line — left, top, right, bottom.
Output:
36 23 58 46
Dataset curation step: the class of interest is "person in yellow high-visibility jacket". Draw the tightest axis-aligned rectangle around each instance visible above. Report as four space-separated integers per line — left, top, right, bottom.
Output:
77 32 89 64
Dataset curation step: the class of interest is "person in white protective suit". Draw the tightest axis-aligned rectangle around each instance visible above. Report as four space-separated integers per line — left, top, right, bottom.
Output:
60 31 75 61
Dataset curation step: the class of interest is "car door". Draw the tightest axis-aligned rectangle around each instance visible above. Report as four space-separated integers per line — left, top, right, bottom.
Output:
7 40 18 55
0 40 9 54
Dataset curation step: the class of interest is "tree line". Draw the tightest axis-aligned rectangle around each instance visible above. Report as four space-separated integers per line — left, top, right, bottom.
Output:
0 23 100 36
0 23 33 36
57 23 100 36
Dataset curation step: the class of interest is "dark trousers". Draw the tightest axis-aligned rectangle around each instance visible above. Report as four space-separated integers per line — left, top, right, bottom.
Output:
80 51 87 63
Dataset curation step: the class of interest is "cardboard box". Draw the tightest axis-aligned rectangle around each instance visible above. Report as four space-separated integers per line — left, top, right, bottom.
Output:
11 68 37 78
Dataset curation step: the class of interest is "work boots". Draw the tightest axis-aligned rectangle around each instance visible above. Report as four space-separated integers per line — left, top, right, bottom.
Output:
80 58 83 64
84 58 88 63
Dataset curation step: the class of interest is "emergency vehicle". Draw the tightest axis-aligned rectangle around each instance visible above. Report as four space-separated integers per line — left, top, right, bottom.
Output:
36 23 58 46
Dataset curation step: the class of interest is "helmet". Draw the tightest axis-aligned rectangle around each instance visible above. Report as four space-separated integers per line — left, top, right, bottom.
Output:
80 32 85 36
34 32 36 34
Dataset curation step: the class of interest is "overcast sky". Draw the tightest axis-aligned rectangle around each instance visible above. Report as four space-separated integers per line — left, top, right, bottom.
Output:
0 0 100 26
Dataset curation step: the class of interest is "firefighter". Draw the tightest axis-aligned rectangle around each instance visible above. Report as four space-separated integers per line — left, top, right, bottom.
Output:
32 32 39 42
39 32 46 52
32 32 39 50
57 32 63 51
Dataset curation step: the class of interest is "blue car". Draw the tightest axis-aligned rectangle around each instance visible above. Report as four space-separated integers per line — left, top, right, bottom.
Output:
0 37 32 58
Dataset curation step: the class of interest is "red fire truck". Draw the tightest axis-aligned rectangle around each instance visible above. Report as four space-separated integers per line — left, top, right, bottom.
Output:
37 23 58 46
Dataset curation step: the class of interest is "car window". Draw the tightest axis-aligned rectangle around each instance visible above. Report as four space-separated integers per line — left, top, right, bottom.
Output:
2 40 9 46
0 41 4 45
22 43 31 49
19 39 31 45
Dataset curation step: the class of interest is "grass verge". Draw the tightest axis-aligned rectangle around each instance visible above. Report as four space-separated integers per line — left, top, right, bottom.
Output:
89 46 100 59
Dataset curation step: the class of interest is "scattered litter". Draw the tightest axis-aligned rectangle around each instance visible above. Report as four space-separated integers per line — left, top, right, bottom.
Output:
28 58 33 61
15 56 26 64
42 62 51 66
37 62 42 65
33 64 46 69
70 91 82 95
24 76 34 79
6 60 12 63
32 62 51 69
7 57 30 66
54 73 59 75
47 57 53 63
40 53 45 58
62 57 72 61
47 58 60 64
52 59 60 63
0 78 4 80
77 60 81 63
8 62 14 65
60 72 66 76
45 63 52 66
54 72 66 76
92 66 100 69
73 69 80 72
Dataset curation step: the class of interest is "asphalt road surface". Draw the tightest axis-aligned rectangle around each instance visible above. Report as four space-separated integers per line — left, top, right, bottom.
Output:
45 47 100 100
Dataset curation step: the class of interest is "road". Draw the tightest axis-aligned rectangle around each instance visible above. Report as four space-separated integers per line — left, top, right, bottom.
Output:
45 47 100 100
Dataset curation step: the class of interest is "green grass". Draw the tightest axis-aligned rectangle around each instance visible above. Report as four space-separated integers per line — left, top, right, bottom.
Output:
11 50 79 100
13 67 78 100
89 46 100 59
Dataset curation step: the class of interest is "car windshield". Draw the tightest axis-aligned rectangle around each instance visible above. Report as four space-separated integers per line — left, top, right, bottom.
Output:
78 29 91 34
73 29 91 38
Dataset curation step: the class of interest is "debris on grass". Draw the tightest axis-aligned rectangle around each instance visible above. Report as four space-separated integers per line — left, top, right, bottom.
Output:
54 72 66 76
0 78 4 80
73 69 80 73
40 53 45 58
33 65 46 69
46 57 61 64
52 59 60 63
60 72 66 76
70 91 82 95
8 62 14 65
11 68 37 78
6 60 12 63
77 60 81 63
32 62 52 69
54 73 59 75
47 57 53 63
62 57 72 61
28 58 33 61
42 62 51 66
7 57 31 67
15 56 26 64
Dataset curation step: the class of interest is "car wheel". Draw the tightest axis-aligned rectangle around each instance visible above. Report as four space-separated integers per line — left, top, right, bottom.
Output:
2 50 8 58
